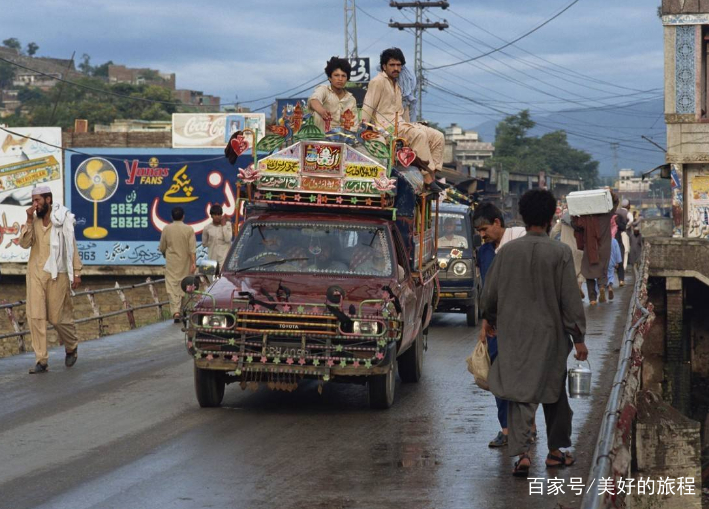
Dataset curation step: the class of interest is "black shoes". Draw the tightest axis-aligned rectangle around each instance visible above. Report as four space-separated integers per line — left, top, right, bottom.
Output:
65 349 78 368
29 362 49 374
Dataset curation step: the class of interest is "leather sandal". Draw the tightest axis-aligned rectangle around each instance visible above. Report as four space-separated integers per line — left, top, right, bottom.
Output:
512 453 531 477
546 451 575 468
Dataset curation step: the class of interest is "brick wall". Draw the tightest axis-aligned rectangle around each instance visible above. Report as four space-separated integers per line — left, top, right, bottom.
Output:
62 131 171 147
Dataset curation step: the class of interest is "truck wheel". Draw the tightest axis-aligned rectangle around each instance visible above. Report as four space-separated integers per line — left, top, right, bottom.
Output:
194 365 225 408
368 362 396 409
466 298 479 327
398 328 423 383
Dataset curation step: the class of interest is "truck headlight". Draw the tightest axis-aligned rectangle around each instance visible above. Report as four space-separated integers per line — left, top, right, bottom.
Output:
202 314 228 328
452 262 468 276
353 320 379 335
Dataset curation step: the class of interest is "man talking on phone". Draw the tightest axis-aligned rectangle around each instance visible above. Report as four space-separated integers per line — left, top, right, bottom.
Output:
19 186 82 374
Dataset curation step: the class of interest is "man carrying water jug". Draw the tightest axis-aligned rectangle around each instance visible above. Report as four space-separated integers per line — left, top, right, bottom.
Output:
481 188 588 478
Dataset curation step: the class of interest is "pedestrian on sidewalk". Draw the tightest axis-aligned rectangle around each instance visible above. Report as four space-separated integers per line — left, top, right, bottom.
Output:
473 202 533 448
19 186 82 374
481 189 588 477
159 207 197 322
201 204 232 276
550 210 586 298
606 237 623 301
572 191 618 305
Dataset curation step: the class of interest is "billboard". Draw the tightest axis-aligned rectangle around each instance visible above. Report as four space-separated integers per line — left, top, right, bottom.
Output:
65 148 254 265
172 113 266 149
0 127 63 263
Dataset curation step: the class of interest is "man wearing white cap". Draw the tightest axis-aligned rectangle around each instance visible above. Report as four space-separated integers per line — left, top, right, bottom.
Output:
19 186 82 374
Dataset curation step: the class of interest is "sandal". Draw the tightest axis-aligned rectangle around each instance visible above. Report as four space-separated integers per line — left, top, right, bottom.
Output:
512 453 531 477
545 451 575 468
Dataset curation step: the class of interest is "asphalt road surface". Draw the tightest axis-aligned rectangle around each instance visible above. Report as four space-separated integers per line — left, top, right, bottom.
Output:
0 285 632 509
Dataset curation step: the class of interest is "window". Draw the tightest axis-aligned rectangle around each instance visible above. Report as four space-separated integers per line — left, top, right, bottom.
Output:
226 221 394 277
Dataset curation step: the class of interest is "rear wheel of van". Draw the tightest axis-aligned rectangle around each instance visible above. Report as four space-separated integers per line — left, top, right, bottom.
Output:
369 362 396 409
194 365 225 407
398 328 423 383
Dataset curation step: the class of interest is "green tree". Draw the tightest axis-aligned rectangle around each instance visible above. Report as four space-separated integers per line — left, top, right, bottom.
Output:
2 38 21 52
92 60 113 78
0 60 15 88
489 110 600 188
78 53 92 75
26 42 39 56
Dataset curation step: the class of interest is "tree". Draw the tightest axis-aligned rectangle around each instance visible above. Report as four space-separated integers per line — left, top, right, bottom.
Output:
489 110 600 188
92 60 113 78
2 38 21 52
78 53 92 75
0 61 15 88
26 42 39 56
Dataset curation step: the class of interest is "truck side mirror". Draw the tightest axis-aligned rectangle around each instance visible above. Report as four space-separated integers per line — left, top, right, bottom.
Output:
472 234 482 249
197 259 219 276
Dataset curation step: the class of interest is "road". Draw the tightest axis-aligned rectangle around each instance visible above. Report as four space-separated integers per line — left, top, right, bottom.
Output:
0 285 632 509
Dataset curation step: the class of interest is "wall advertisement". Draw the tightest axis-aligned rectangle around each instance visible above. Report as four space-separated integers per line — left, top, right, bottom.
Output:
0 127 63 263
172 113 266 149
65 148 253 265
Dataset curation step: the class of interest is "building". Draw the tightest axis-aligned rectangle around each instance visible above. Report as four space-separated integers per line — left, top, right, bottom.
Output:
93 119 171 132
443 123 494 168
174 89 220 108
108 65 176 90
0 47 83 91
616 168 651 193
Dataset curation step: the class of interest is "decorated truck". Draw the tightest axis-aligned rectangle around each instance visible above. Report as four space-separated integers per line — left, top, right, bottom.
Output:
183 117 439 409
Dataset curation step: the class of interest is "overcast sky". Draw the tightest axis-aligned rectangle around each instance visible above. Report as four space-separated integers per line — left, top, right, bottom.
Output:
2 0 665 170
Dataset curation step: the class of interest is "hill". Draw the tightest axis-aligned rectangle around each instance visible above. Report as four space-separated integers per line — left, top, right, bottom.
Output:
474 97 665 176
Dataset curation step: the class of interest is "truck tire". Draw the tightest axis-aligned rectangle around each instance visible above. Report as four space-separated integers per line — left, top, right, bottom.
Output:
466 297 479 327
368 362 396 409
398 328 423 383
194 365 225 408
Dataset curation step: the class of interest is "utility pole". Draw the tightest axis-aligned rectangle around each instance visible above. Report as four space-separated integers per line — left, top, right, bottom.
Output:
610 142 620 176
389 1 448 121
345 0 358 58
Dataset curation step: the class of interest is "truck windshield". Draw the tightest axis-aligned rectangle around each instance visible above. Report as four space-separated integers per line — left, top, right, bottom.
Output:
437 213 469 250
225 222 394 277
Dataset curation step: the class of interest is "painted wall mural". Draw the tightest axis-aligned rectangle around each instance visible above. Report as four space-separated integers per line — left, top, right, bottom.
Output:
0 127 63 263
687 167 709 238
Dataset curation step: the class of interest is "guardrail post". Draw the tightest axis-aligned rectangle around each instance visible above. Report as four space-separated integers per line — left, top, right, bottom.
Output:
84 288 106 337
115 282 136 329
146 277 162 320
2 301 26 352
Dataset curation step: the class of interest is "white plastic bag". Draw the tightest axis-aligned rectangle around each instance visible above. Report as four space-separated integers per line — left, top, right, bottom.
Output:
466 340 491 391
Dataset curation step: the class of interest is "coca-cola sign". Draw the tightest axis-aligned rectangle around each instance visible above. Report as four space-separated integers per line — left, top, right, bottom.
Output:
172 113 265 148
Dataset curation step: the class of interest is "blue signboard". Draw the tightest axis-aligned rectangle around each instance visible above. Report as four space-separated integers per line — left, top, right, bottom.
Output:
65 148 254 265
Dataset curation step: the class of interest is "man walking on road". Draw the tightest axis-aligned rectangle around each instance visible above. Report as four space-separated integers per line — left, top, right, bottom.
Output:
201 204 232 274
159 207 196 322
19 186 82 374
482 189 587 477
473 202 528 448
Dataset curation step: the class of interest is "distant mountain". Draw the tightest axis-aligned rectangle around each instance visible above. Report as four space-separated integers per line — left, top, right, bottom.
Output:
474 98 666 176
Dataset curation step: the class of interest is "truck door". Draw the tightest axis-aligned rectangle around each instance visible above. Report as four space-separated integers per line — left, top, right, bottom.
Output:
392 229 418 347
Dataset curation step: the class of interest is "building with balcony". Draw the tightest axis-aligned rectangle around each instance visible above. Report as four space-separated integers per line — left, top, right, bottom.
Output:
443 123 494 168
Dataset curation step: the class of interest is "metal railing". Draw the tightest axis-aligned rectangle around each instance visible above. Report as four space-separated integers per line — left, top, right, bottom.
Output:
0 278 169 352
581 245 653 509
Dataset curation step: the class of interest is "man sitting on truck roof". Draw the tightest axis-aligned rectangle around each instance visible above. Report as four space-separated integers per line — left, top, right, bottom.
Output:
361 47 444 193
307 57 357 133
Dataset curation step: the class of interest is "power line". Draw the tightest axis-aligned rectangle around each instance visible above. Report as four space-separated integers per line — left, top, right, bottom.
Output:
389 1 449 121
445 7 656 95
0 125 225 166
425 0 581 71
0 55 324 109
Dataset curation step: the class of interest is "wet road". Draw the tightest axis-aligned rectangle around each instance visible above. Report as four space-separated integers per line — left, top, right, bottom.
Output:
0 285 632 509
